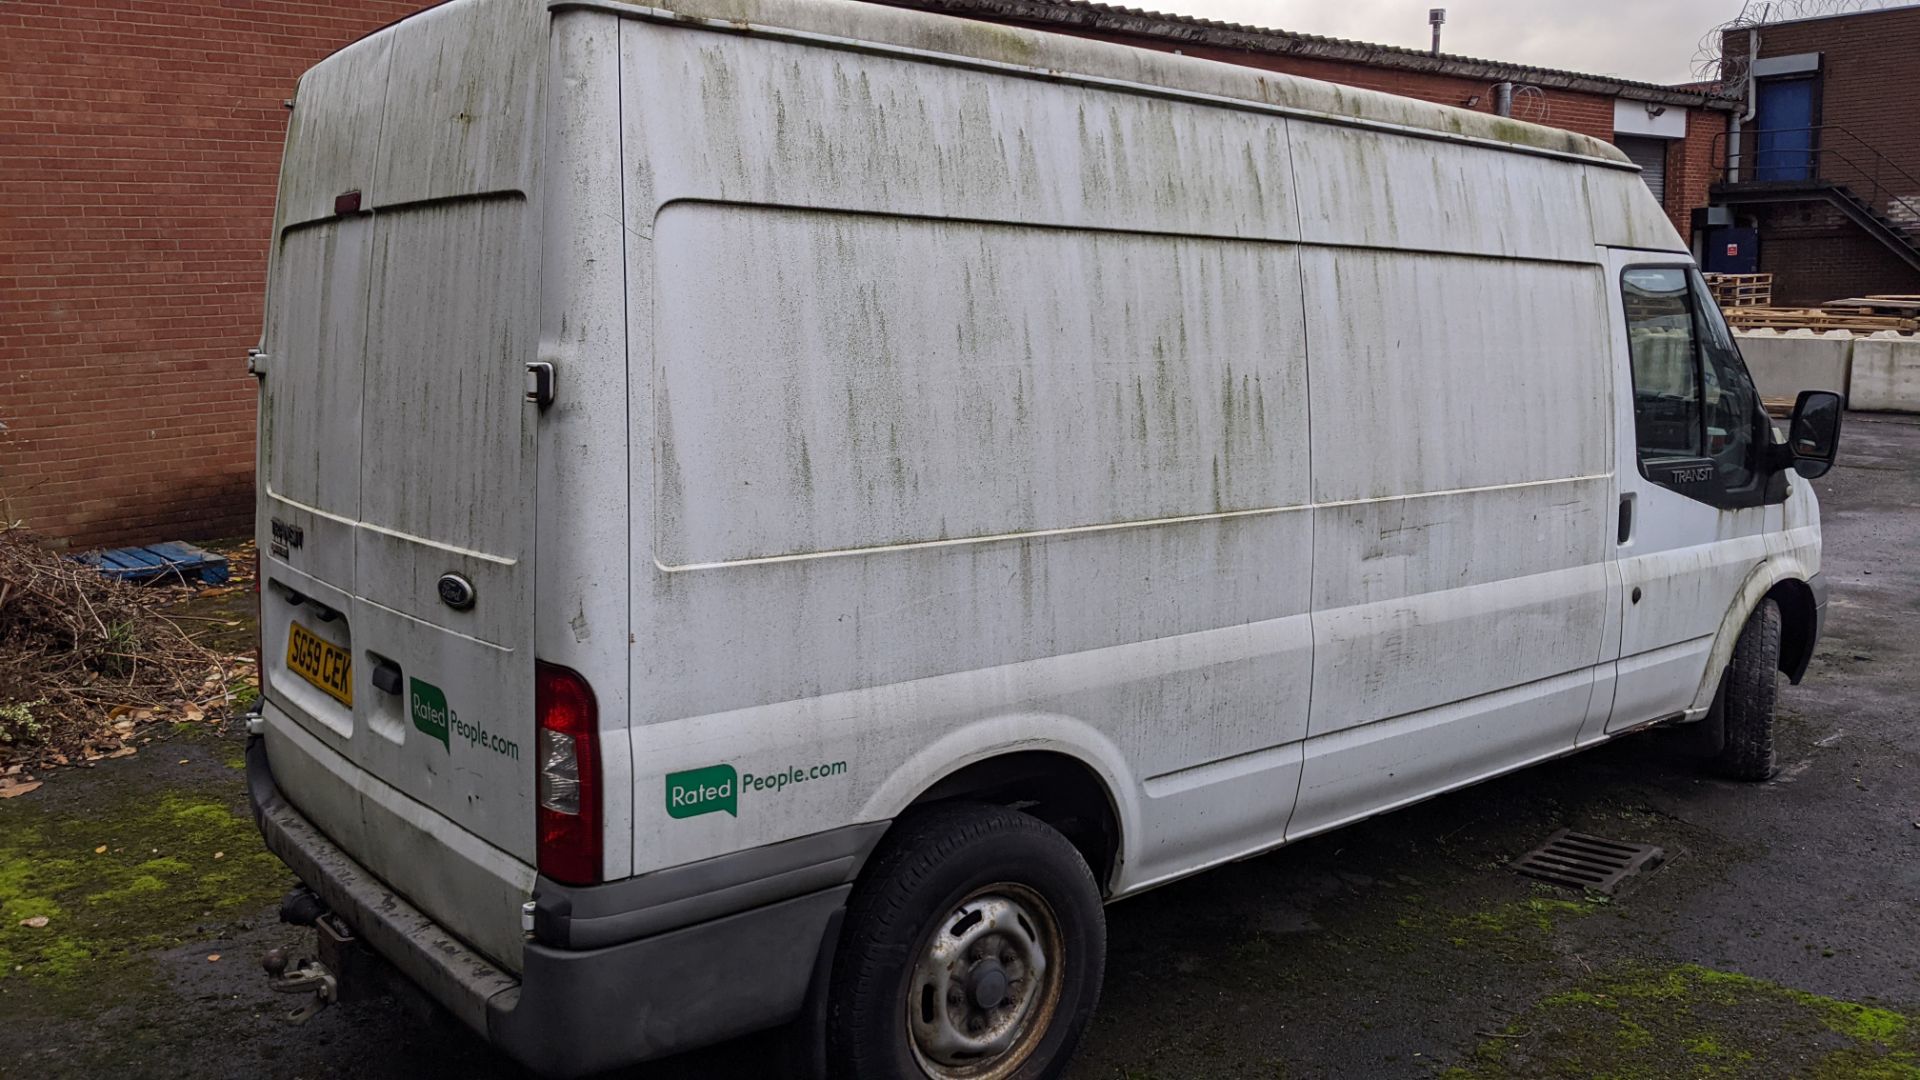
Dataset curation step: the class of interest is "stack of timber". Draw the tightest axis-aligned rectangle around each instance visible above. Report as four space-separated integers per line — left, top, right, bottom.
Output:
1722 306 1917 334
1703 272 1773 308
1821 294 1920 317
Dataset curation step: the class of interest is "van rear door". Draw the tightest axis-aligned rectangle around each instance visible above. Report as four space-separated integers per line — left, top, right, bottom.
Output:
255 0 547 964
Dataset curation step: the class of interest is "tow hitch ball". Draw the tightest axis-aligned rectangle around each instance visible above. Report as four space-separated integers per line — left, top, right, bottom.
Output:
262 947 337 1024
262 885 339 1024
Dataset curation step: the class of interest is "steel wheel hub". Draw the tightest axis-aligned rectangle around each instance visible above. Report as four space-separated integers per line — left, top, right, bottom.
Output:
907 884 1064 1080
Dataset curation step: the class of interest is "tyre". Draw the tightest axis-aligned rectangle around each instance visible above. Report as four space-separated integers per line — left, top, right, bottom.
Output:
826 802 1106 1080
1712 598 1782 781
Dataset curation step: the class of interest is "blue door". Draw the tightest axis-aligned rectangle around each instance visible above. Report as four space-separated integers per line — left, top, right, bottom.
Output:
1754 78 1816 181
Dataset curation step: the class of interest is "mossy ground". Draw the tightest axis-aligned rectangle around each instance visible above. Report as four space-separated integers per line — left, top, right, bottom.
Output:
1445 963 1920 1080
0 761 286 994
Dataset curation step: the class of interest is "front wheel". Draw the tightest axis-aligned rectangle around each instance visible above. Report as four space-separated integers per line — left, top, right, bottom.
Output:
1712 598 1782 781
826 802 1106 1080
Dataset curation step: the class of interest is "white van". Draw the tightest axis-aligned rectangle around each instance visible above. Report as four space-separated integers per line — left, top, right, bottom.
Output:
245 0 1843 1075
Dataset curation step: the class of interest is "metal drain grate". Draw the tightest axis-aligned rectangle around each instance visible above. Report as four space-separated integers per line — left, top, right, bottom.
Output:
1512 830 1666 894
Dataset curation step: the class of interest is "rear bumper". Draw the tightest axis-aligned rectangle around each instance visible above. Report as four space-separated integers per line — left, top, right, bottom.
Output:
247 737 884 1077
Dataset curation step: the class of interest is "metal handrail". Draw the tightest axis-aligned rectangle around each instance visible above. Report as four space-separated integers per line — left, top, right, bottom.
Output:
1711 123 1920 233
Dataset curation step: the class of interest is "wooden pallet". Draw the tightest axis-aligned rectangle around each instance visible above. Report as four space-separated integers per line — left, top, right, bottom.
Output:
76 541 231 585
1704 272 1773 308
1723 306 1917 333
1823 295 1920 315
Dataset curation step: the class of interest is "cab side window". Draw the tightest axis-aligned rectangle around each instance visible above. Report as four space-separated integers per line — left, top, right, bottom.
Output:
1622 268 1702 460
1692 274 1759 491
1621 267 1767 506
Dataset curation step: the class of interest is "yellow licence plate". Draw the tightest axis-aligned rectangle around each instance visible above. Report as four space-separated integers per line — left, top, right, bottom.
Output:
286 622 353 707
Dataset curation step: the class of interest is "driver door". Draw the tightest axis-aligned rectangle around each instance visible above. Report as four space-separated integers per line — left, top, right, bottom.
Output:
1602 252 1783 733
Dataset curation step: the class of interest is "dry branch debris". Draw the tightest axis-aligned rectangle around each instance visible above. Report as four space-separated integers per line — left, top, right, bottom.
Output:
0 528 249 771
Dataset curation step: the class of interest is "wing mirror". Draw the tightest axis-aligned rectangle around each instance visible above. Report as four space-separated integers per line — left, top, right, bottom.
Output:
1779 390 1843 479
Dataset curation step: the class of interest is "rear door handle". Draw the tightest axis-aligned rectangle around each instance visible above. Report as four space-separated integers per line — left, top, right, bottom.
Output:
525 361 555 408
369 655 403 696
1617 494 1635 545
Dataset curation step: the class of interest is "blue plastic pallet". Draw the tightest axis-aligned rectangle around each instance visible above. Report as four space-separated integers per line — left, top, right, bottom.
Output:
76 541 231 586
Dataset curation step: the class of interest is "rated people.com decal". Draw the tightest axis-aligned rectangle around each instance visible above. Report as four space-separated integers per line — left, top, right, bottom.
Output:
664 760 848 818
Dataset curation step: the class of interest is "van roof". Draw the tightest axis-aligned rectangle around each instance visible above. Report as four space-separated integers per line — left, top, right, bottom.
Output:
554 0 1636 167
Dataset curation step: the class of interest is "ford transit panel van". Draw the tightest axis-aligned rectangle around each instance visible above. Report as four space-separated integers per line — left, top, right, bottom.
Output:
246 0 1840 1075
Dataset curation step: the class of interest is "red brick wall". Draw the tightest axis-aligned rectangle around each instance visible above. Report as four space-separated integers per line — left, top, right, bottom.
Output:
1667 107 1730 239
0 1 426 548
1719 8 1920 302
1748 201 1920 305
1730 7 1920 202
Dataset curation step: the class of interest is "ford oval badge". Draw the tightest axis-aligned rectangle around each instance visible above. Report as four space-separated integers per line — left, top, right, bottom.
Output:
437 572 476 611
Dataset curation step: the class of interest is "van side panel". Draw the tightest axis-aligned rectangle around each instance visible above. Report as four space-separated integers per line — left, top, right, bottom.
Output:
1288 124 1598 262
621 21 1315 886
621 26 1300 236
1287 242 1616 830
1585 166 1690 253
653 205 1306 567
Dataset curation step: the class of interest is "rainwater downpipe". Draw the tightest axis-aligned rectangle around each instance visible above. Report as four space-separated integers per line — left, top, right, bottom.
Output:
1494 82 1514 117
1730 27 1760 182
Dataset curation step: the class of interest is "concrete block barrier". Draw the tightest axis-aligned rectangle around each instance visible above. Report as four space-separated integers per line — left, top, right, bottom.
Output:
1849 333 1920 414
1734 329 1854 404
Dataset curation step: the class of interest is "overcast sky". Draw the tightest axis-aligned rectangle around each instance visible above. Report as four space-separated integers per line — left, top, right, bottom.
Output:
1138 0 1742 86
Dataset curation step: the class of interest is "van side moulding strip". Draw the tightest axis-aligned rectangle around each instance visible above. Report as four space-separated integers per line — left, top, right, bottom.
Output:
655 472 1615 572
644 196 1606 269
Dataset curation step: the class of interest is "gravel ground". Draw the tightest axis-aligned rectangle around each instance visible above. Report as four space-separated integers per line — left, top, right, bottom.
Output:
1 413 1915 1079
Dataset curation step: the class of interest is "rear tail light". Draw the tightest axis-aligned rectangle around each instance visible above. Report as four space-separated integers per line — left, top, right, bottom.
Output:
535 662 601 885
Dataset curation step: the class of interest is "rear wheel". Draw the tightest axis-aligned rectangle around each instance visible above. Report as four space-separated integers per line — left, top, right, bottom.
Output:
1712 598 1782 781
827 802 1105 1080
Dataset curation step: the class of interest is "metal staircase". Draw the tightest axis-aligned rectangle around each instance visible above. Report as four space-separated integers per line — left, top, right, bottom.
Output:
1711 125 1920 274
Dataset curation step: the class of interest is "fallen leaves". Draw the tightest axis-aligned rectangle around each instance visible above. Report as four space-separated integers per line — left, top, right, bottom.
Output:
18 916 49 929
206 953 221 963
94 845 107 854
0 778 41 799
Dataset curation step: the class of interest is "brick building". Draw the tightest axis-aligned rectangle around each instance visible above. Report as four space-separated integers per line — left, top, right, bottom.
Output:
1 0 1730 547
1710 4 1920 305
0 2 420 547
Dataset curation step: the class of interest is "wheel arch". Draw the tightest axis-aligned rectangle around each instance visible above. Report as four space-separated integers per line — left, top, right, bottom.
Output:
1769 576 1819 684
907 749 1124 892
857 716 1137 896
1690 558 1819 713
